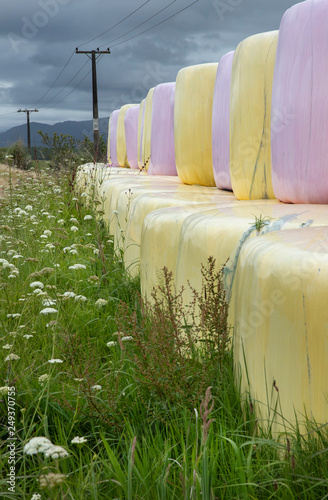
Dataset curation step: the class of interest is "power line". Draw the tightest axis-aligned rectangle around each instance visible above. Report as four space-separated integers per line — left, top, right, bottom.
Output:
31 2 152 108
38 59 90 110
41 68 91 111
32 50 75 108
99 0 178 48
78 0 152 48
103 0 199 49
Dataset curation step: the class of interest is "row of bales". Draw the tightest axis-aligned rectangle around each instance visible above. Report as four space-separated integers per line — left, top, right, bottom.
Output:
107 0 328 205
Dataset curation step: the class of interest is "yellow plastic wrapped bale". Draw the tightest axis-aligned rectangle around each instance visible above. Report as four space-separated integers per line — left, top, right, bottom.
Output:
140 198 240 296
138 99 145 169
123 189 235 275
142 88 155 171
174 63 218 186
100 174 181 252
233 226 328 431
230 31 278 199
174 202 328 327
117 104 137 168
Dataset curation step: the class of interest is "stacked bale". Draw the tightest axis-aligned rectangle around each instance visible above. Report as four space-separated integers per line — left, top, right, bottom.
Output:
117 104 137 168
271 0 328 203
212 51 234 191
142 87 155 171
174 63 218 186
138 99 146 169
230 31 278 199
148 82 177 176
125 104 140 169
108 109 120 167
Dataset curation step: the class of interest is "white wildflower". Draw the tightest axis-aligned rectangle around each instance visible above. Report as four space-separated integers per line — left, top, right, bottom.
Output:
25 205 33 211
71 436 87 444
5 353 20 361
12 254 24 259
42 299 57 307
95 298 108 307
84 215 93 220
70 249 78 255
61 291 76 298
81 192 87 198
30 281 44 289
40 308 58 315
74 295 87 302
69 264 86 270
86 233 92 236
38 374 49 385
70 225 79 232
63 247 71 253
43 230 52 237
106 341 117 347
70 217 78 223
44 445 69 459
0 386 10 396
113 210 119 215
91 385 102 391
33 288 44 295
31 493 42 500
122 336 134 341
7 313 21 318
24 437 53 455
23 334 33 339
40 235 48 239
48 358 63 364
57 219 65 225
2 344 12 349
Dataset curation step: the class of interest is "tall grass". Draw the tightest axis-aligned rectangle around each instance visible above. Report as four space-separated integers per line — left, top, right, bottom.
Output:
0 164 327 499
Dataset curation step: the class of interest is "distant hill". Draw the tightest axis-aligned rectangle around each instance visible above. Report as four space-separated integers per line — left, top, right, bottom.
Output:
0 117 109 148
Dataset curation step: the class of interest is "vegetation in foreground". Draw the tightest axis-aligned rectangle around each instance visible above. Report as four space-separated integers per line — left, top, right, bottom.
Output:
0 159 327 499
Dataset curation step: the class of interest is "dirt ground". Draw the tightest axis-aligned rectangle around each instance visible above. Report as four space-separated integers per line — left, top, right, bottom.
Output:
0 163 36 199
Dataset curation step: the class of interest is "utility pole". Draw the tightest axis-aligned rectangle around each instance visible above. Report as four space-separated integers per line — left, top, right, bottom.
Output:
75 47 110 161
17 108 38 153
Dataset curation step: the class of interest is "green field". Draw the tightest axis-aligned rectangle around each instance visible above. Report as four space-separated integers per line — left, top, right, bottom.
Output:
0 164 327 499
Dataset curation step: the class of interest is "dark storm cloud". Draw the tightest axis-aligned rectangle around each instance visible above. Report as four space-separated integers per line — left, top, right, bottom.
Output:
0 0 300 131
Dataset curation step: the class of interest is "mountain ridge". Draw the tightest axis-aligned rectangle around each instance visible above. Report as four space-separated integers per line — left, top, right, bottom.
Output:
0 117 109 148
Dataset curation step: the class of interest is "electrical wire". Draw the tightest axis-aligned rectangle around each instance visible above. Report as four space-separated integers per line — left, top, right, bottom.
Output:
78 0 152 48
41 54 105 111
31 50 75 108
38 59 89 109
98 0 178 48
109 0 199 49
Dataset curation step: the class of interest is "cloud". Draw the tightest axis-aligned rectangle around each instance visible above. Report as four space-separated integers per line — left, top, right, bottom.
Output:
0 0 299 132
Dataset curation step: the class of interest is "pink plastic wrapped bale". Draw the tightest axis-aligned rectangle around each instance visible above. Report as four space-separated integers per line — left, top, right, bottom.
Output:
138 100 146 169
124 105 140 169
148 82 177 176
212 51 234 190
109 109 120 167
271 0 328 204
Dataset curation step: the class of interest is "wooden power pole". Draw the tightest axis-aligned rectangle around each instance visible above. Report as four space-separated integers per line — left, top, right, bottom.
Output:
75 47 110 161
17 108 38 153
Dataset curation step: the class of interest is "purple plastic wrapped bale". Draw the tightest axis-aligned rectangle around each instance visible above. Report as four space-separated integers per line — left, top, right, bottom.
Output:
271 0 328 204
108 109 120 167
125 105 140 169
148 83 177 176
212 51 234 191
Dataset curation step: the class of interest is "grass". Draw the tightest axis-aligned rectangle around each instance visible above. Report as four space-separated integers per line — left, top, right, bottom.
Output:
0 164 327 499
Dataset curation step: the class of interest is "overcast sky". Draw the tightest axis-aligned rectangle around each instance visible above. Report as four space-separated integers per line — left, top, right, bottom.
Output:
0 0 301 132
